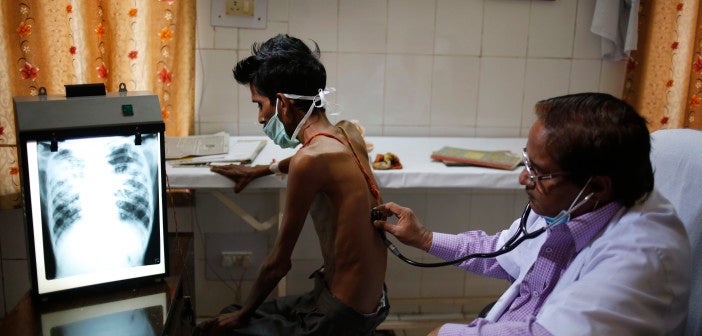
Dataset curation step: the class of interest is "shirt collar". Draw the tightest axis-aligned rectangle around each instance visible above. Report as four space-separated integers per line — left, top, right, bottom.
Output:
565 201 623 252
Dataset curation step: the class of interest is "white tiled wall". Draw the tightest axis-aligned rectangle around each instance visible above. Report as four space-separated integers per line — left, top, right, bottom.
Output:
1 0 627 326
195 0 626 138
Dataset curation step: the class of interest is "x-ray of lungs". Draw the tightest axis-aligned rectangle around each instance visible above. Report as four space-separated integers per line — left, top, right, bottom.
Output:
36 134 160 279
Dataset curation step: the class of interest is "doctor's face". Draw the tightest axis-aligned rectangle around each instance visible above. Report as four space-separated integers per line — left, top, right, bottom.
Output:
519 120 586 218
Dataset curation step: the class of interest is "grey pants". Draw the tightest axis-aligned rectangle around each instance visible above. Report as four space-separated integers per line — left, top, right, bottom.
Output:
197 269 389 336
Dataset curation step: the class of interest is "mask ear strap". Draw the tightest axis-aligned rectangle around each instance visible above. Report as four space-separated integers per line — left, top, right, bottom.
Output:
290 101 315 140
286 88 334 140
545 192 594 230
545 177 595 230
568 176 592 211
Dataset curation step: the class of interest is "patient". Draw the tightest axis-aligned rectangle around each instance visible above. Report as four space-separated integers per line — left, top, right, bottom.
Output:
198 34 389 335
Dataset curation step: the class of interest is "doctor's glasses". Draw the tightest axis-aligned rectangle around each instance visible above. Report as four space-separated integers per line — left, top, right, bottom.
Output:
521 148 567 187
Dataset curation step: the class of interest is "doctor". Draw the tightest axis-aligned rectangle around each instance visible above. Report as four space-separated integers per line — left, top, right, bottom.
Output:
374 92 691 335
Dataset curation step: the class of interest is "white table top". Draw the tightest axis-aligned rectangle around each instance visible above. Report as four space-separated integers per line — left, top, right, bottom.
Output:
165 136 528 190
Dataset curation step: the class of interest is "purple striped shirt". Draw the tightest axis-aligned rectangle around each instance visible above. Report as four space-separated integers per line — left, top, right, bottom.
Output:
429 202 622 336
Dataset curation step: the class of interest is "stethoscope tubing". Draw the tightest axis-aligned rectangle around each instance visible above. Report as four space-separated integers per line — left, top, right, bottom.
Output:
384 203 545 268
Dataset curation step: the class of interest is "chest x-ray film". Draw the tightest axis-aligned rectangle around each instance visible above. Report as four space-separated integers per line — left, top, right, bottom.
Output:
14 90 168 297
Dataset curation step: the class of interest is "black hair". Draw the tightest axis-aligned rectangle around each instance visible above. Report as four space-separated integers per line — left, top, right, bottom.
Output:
535 92 653 206
233 34 326 112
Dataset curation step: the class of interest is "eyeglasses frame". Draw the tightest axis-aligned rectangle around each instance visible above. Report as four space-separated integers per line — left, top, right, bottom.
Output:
521 147 567 186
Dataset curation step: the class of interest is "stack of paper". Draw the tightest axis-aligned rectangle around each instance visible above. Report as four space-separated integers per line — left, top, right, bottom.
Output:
166 132 267 167
165 132 230 159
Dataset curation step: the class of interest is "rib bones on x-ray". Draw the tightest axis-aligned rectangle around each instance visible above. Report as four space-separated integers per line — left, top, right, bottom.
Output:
37 134 159 279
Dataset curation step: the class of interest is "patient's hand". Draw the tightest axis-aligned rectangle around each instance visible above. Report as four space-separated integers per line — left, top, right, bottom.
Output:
211 164 269 193
198 311 248 336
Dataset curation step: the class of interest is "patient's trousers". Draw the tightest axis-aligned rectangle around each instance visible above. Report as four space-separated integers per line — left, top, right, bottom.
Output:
213 269 389 335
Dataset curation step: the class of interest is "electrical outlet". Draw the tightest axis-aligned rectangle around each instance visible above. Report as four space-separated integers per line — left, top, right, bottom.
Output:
211 0 267 29
205 232 270 280
225 0 254 17
221 251 253 268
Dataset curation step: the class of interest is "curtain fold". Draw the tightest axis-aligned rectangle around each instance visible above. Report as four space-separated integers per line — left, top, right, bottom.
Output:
0 0 195 209
686 2 702 129
623 0 701 131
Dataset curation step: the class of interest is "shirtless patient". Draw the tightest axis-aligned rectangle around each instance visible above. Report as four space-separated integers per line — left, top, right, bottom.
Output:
198 34 389 336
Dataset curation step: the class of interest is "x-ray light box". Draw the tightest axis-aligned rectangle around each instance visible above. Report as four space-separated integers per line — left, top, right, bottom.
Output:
14 90 168 299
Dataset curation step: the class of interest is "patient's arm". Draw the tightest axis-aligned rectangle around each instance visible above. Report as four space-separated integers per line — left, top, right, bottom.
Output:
211 157 290 193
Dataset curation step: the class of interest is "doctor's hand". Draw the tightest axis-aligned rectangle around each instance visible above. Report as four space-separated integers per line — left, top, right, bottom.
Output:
210 164 270 193
373 202 433 252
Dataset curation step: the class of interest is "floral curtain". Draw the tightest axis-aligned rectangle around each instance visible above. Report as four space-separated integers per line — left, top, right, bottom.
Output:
686 2 702 129
623 0 702 131
0 0 195 209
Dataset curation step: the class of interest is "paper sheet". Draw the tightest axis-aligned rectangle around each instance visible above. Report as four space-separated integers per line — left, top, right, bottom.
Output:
169 139 267 166
165 132 230 159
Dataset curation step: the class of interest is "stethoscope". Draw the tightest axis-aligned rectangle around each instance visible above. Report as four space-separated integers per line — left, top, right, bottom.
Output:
379 192 594 268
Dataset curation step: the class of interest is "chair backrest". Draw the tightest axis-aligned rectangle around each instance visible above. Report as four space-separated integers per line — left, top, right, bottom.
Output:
650 128 702 336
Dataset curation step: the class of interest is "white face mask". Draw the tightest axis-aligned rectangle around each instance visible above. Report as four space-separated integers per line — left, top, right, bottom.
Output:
262 99 300 148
